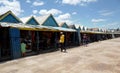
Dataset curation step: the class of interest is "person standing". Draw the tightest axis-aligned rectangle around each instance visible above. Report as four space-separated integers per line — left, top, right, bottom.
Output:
59 32 66 52
21 40 26 57
83 34 88 47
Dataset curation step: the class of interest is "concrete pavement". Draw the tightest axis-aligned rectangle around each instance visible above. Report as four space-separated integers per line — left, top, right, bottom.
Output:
0 38 120 73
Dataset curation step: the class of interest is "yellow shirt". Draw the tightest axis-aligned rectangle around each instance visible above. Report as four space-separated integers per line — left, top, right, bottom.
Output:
59 34 65 43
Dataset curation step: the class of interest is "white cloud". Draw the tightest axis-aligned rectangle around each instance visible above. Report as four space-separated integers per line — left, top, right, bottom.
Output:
39 9 62 15
102 22 120 29
62 0 79 5
33 10 38 14
55 0 61 3
0 0 23 16
64 20 73 24
55 13 72 24
26 0 31 3
101 12 113 16
91 18 106 23
99 10 113 16
72 12 77 15
57 13 71 20
33 0 44 6
62 0 97 6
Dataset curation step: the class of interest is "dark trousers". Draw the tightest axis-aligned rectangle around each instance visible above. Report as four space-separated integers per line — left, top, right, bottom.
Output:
60 43 66 52
83 39 88 46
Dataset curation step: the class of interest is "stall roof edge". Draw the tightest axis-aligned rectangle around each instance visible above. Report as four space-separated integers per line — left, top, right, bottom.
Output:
0 10 23 23
58 22 69 28
35 14 59 27
25 16 40 25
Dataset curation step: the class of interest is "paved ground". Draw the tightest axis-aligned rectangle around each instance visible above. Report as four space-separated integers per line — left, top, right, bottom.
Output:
0 38 120 73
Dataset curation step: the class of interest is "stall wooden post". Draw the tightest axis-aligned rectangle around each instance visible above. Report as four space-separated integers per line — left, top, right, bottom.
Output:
36 31 39 53
76 29 81 46
64 32 67 48
112 33 115 38
9 28 21 59
73 32 76 46
0 47 1 60
54 32 58 49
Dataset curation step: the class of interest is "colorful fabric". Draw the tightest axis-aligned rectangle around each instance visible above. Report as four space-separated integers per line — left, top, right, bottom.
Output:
21 43 26 53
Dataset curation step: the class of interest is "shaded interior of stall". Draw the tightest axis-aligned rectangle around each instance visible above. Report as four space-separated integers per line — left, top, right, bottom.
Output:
0 27 11 61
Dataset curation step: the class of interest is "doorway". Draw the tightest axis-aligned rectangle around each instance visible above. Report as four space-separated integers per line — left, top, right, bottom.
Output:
0 27 11 62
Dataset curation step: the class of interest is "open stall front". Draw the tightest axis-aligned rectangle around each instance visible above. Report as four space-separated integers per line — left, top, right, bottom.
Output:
19 25 60 55
19 26 77 55
0 22 60 58
80 31 108 44
0 22 22 61
64 32 78 48
0 27 11 62
52 27 77 49
0 23 77 58
114 33 120 38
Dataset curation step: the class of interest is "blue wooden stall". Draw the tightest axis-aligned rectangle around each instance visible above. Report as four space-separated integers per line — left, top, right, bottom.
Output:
59 23 76 47
0 11 22 60
25 16 40 53
25 14 59 52
37 14 58 27
72 25 81 46
38 14 59 50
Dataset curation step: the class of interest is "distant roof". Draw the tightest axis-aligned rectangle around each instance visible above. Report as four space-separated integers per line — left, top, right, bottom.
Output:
74 24 81 29
68 24 76 29
0 10 22 23
81 26 85 30
35 14 50 25
21 14 50 24
58 22 65 27
58 22 69 28
25 16 40 25
21 16 31 23
21 14 49 25
23 14 58 27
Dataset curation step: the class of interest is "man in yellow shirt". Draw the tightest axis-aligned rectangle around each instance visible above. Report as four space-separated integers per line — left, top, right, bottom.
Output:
59 32 66 52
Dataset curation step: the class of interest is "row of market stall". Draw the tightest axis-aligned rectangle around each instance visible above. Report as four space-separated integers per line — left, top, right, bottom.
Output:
0 11 120 62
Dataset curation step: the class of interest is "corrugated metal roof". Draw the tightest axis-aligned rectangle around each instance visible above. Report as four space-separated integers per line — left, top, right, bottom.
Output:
0 22 58 31
0 22 36 30
80 30 106 34
0 22 76 32
52 27 76 32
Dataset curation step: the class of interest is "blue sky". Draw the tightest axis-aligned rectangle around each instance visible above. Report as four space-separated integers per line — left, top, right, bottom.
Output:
0 0 120 29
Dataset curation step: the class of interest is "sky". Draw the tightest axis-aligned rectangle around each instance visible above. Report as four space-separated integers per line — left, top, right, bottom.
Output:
0 0 120 29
